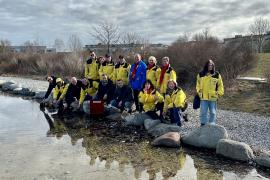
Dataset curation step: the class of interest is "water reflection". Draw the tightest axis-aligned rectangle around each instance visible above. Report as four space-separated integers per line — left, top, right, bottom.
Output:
40 108 270 180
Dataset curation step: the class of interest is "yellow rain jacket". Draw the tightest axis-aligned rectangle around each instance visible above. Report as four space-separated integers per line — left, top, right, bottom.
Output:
114 62 130 85
146 65 161 88
84 58 100 80
53 83 69 100
99 62 115 81
139 90 164 112
79 81 99 105
157 66 177 94
196 72 224 101
163 88 186 112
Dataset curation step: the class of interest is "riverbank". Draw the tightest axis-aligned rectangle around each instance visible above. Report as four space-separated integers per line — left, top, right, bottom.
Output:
1 76 269 152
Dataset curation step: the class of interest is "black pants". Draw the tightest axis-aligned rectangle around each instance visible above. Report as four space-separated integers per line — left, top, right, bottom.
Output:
133 89 142 112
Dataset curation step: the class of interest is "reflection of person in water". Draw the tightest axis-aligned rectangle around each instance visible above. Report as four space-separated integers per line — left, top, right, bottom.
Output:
41 108 67 138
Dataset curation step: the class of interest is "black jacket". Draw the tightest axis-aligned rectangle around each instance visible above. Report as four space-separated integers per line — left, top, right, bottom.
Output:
97 79 115 102
44 76 57 99
113 85 134 103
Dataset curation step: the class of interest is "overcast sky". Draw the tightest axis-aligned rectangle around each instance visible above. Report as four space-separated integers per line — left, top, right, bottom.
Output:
1 0 270 47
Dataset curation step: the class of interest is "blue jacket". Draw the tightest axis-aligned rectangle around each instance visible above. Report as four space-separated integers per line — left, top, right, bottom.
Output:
129 60 147 90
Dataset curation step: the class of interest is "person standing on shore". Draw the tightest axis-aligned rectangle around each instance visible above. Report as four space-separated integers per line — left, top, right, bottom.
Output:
84 51 100 83
114 55 130 85
146 56 161 88
157 57 177 95
196 59 224 126
129 53 147 111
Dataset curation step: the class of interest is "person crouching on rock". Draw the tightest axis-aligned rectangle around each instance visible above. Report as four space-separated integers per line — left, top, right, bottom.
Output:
52 78 69 111
163 79 187 127
78 78 99 110
93 74 115 104
40 75 59 107
109 79 134 113
139 79 164 120
63 77 83 110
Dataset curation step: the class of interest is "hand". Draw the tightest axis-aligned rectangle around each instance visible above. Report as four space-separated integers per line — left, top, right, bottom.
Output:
154 95 158 101
143 88 147 93
103 94 107 100
118 101 122 107
162 111 167 117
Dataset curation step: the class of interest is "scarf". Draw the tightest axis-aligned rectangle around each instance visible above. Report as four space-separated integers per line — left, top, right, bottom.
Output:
159 64 169 85
132 62 139 80
147 63 155 70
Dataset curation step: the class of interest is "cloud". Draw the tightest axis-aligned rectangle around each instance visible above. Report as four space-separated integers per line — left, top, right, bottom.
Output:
0 0 270 46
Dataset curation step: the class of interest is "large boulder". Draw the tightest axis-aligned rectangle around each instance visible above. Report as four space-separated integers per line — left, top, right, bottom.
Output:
106 113 123 121
33 91 46 99
152 132 181 148
0 80 6 88
216 139 254 161
182 124 228 149
1 81 16 91
148 123 181 137
144 119 161 130
124 113 151 126
255 151 270 168
12 87 23 94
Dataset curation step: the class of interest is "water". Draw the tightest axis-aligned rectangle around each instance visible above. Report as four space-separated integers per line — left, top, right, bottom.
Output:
0 94 269 180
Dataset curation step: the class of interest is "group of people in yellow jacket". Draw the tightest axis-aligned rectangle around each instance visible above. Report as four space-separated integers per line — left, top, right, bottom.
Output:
47 50 224 127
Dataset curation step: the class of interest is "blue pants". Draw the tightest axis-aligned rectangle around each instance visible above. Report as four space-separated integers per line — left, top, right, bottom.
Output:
200 100 217 125
169 108 183 126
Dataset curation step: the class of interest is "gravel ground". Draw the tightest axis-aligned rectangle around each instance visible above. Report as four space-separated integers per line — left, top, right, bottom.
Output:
1 76 270 151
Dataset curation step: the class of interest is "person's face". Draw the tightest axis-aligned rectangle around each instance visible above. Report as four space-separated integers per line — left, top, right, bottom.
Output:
47 77 53 83
135 55 141 63
102 75 108 83
90 53 95 58
119 58 124 63
82 79 88 86
162 58 169 66
168 81 175 89
100 57 106 63
106 56 111 62
117 81 124 88
208 61 214 71
148 58 155 65
71 78 77 85
144 82 151 90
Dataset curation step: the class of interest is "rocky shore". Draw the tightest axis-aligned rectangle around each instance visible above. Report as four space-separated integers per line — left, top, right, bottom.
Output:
0 76 270 169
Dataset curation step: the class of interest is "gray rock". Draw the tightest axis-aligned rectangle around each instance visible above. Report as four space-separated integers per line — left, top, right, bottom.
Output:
105 105 121 115
1 81 15 91
216 139 254 161
106 113 123 121
33 91 46 99
182 124 228 149
0 80 6 88
152 132 181 148
255 151 270 168
12 87 23 94
148 123 181 137
83 101 90 114
144 119 161 130
124 113 151 126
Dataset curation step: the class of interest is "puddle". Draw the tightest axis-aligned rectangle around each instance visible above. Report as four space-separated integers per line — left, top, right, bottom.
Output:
0 94 269 180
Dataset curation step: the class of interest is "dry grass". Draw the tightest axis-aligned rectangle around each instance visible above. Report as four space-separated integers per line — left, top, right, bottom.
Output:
0 52 85 78
243 53 270 77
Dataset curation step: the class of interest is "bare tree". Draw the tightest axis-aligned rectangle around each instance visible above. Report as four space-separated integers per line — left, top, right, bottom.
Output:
54 38 65 52
122 32 142 44
91 21 120 54
67 34 82 53
0 39 11 54
249 17 270 53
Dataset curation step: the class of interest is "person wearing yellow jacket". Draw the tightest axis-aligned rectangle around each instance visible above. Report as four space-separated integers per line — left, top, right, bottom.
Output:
99 54 115 82
196 59 224 126
79 78 99 106
146 56 161 88
163 79 187 126
52 78 69 111
84 51 100 81
114 55 130 85
139 80 164 119
157 56 177 94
